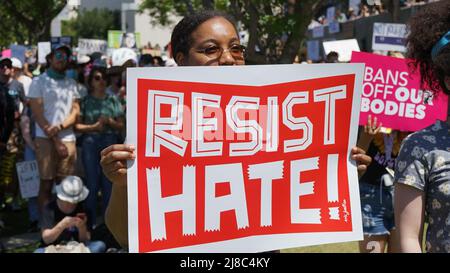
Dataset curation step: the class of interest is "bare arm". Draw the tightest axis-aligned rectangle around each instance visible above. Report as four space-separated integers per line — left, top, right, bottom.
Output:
19 113 35 150
101 144 136 249
74 217 91 243
394 183 425 253
107 116 125 131
29 97 53 136
59 99 80 130
105 183 128 248
74 113 103 133
41 217 76 245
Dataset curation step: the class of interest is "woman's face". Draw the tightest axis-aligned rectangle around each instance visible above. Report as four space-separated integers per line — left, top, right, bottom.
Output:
178 17 245 66
91 71 107 91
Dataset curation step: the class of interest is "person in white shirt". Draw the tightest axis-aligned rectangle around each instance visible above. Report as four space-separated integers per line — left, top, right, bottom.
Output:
28 44 80 212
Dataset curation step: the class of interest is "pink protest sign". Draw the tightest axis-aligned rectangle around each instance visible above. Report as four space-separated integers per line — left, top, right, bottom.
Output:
351 51 448 132
1 49 11 58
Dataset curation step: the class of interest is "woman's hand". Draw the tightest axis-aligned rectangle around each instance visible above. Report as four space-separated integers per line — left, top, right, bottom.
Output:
351 146 372 177
363 115 382 137
100 144 136 187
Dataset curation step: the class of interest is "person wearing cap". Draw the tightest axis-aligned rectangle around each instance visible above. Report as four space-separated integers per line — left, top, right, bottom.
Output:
0 57 25 119
28 44 81 213
34 176 106 253
11 57 32 97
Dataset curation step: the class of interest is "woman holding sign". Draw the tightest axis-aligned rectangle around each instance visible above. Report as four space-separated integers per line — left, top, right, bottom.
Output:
100 10 373 249
357 115 410 253
394 1 450 253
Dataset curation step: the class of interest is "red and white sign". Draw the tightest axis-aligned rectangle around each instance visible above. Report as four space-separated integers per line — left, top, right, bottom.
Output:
127 64 364 253
351 51 449 131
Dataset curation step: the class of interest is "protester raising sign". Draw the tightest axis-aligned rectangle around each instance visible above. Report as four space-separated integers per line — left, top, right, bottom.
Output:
126 64 364 253
351 51 448 132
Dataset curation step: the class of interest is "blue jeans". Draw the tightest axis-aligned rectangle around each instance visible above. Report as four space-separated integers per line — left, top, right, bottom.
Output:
33 241 106 253
81 134 119 229
24 145 39 223
359 182 395 236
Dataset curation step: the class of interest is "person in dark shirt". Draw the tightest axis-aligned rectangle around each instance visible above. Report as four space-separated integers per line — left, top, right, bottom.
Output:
357 115 410 252
0 58 17 153
34 175 106 253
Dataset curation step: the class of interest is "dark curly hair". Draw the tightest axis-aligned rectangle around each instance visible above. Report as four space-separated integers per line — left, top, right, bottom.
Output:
170 10 238 65
406 1 450 96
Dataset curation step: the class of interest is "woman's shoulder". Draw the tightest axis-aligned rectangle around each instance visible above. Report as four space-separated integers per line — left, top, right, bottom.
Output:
402 120 444 144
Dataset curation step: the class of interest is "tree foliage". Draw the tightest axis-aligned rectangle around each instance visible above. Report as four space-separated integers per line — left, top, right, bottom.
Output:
62 8 121 44
0 0 67 47
139 0 332 64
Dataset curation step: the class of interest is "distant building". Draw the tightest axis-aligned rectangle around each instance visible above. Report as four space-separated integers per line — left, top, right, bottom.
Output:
51 0 178 49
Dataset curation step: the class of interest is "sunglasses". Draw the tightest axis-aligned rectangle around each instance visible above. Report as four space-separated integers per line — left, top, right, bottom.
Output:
54 51 68 61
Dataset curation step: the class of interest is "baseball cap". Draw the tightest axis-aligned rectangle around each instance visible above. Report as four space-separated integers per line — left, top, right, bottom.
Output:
51 43 72 57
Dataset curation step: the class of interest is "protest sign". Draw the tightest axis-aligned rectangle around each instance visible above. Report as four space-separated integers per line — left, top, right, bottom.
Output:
349 0 361 15
51 36 73 49
126 64 364 253
329 21 340 34
372 22 407 52
351 51 448 131
38 42 51 64
108 30 123 48
16 160 40 199
307 40 321 61
78 38 108 56
10 45 27 63
312 26 324 38
323 39 360 62
1 49 11 58
108 31 141 49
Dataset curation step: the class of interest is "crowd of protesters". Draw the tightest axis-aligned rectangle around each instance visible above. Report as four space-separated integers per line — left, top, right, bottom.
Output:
309 0 441 29
0 41 176 252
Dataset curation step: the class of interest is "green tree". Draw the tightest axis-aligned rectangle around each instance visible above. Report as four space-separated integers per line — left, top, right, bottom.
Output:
62 8 121 44
0 0 67 47
139 0 334 64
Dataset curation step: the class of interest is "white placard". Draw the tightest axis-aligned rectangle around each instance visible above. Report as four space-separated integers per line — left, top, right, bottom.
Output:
78 38 108 56
38 42 51 64
323 39 360 62
16 160 40 199
372 22 407 52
